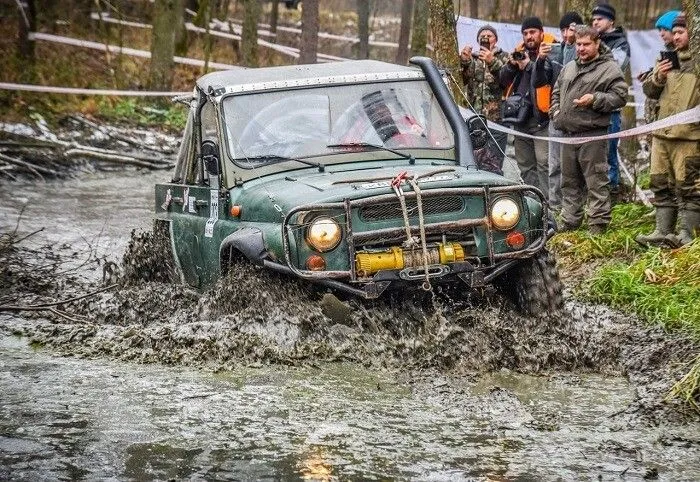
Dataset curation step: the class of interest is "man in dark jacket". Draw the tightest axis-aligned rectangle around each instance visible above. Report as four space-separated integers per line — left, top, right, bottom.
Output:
591 3 630 195
551 26 628 234
499 16 555 197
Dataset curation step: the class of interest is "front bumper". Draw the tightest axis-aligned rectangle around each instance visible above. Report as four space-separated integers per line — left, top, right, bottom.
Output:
278 185 550 298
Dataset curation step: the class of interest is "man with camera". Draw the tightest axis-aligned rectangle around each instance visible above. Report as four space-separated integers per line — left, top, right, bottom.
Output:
551 26 627 235
636 14 699 247
459 25 509 173
499 16 556 197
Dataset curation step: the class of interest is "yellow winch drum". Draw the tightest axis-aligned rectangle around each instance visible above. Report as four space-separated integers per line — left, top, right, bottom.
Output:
355 243 465 275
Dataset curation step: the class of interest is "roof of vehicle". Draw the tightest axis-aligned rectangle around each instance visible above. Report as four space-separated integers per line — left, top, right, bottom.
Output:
196 60 425 95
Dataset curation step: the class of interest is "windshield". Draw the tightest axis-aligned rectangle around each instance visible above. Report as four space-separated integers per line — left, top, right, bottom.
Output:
221 80 454 167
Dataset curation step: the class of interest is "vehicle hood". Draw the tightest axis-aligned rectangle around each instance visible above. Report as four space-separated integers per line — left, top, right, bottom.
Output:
230 164 517 222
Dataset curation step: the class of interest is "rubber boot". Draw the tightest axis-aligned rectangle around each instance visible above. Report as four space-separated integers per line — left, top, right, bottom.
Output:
635 207 677 247
665 209 700 247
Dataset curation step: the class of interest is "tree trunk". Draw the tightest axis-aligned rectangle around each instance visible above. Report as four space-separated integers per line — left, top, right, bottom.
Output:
428 0 462 99
270 0 280 36
149 0 184 91
174 2 190 56
410 0 428 58
395 0 414 65
241 0 260 67
16 0 35 63
193 0 209 27
469 0 478 18
545 0 559 27
298 0 319 64
357 0 370 59
565 0 596 24
683 0 700 76
490 0 500 21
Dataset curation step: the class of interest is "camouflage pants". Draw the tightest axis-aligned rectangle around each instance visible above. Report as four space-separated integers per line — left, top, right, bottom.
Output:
560 131 611 227
650 137 700 213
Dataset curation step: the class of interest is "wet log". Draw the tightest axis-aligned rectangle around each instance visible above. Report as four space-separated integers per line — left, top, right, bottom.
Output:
0 152 57 178
63 148 174 169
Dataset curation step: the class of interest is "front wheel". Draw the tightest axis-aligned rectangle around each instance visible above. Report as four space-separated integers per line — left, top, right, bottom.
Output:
495 249 564 316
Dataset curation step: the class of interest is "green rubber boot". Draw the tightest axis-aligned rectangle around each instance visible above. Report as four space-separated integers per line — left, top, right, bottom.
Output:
635 207 677 247
665 209 700 247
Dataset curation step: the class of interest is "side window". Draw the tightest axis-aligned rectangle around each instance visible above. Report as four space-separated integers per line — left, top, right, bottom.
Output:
196 101 220 185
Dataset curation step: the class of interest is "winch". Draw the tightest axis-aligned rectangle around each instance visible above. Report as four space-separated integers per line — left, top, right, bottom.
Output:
355 243 465 276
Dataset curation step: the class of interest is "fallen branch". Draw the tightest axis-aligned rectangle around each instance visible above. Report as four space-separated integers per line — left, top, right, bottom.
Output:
0 152 53 179
0 283 117 311
64 148 173 169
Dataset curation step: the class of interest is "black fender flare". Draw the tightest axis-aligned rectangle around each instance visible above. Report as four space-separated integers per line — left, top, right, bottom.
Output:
219 227 268 272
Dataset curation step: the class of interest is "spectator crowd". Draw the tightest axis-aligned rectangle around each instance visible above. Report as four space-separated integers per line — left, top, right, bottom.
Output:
459 4 698 247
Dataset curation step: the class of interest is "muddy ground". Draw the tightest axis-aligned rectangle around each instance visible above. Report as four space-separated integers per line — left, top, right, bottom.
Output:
1 141 699 478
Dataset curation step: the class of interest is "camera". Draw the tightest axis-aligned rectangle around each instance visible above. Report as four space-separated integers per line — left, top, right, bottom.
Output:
512 51 526 61
479 36 490 49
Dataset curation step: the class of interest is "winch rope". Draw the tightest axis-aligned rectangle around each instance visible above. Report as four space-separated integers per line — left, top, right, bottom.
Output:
407 177 432 291
391 171 417 248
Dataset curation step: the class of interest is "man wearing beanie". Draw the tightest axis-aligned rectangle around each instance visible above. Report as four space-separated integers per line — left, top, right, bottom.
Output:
591 3 630 197
547 11 583 213
499 16 557 197
637 14 700 247
460 25 509 173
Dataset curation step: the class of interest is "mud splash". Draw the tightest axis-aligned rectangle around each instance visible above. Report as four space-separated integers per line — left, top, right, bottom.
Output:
2 227 697 426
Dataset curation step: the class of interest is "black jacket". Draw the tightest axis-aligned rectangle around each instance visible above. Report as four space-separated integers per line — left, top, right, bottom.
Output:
499 51 554 127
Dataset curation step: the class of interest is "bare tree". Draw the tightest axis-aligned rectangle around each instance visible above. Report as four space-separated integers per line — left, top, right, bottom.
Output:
410 0 428 58
16 0 36 64
428 0 462 98
682 0 699 75
299 0 319 64
357 0 370 59
565 0 597 23
241 0 260 66
469 0 478 17
270 0 280 37
396 0 414 64
149 0 185 91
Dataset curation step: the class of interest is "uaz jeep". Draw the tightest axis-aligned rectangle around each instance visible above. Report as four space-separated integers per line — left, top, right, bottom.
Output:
154 57 562 314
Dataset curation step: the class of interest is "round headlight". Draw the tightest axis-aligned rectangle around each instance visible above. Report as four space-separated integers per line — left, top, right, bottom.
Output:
490 198 520 230
305 217 341 252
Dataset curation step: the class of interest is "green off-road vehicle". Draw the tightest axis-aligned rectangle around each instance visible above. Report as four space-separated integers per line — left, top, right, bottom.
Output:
154 57 563 314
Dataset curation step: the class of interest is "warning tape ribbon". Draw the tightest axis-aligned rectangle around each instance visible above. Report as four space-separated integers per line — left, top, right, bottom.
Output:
480 106 700 144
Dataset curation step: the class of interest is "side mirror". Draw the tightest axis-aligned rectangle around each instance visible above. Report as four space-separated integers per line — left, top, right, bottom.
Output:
201 140 220 176
466 114 488 150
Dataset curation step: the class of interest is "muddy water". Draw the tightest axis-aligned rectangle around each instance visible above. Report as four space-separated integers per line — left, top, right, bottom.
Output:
2 172 700 480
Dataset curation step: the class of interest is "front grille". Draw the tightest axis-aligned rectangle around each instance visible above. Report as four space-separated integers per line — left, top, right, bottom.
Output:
354 225 477 255
359 196 464 222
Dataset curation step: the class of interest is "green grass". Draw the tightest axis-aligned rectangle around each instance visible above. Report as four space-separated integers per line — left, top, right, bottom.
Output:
550 202 700 411
95 98 188 130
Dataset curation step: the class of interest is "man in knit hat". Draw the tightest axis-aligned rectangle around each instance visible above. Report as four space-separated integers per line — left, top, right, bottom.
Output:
591 3 630 196
460 25 509 173
499 16 556 197
637 14 700 247
638 10 680 125
547 11 584 213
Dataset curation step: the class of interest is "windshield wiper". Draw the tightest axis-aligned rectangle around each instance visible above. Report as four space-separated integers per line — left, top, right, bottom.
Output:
245 155 324 172
326 142 415 164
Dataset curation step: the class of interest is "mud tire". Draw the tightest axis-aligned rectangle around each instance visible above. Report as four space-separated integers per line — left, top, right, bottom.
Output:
495 249 564 316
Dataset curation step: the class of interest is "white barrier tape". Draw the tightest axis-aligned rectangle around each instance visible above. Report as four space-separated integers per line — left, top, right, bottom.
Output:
0 82 189 97
478 106 700 145
30 32 239 71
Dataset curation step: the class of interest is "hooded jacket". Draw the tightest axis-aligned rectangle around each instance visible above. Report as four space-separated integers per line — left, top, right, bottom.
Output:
550 44 628 133
600 26 630 72
643 48 700 141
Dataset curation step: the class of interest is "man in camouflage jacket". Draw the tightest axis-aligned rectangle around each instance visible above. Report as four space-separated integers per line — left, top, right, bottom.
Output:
636 14 699 247
460 25 509 173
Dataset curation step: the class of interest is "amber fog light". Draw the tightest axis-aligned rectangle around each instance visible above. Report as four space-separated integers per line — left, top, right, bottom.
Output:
506 231 526 249
306 255 327 271
490 198 520 230
305 217 341 252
